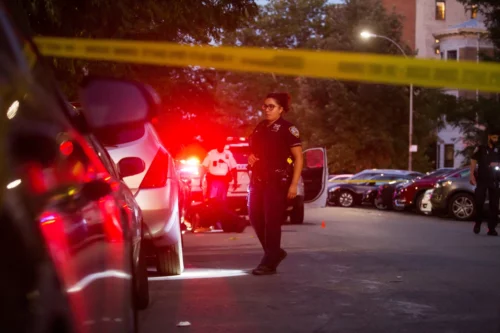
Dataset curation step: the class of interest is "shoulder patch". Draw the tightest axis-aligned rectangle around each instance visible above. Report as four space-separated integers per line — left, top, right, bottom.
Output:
289 126 300 138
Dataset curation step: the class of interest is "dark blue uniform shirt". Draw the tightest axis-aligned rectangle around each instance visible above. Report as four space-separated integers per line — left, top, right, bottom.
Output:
472 144 500 183
249 117 302 180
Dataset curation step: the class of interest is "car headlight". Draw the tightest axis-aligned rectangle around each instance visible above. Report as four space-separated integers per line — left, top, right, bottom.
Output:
328 186 339 193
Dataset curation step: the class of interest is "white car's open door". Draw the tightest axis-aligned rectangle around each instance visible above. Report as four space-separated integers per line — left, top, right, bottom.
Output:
303 147 328 208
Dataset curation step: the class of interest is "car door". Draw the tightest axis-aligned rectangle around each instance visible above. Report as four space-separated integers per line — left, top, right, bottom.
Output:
302 148 329 208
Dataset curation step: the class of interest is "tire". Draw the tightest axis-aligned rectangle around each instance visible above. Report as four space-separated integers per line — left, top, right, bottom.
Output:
448 193 476 221
156 241 184 276
134 244 150 310
337 190 356 208
374 197 389 210
415 192 426 215
290 196 305 224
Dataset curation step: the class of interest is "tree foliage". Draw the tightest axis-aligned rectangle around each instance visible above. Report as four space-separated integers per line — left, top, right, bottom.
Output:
220 0 452 173
7 0 258 156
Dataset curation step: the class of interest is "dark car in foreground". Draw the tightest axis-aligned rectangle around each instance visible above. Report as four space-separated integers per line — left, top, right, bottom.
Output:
0 4 157 331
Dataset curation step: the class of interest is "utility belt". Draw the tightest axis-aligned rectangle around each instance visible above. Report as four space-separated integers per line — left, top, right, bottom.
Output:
251 167 292 186
206 172 232 184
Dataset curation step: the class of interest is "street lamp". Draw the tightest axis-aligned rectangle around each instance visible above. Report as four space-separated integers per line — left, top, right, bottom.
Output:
360 30 414 171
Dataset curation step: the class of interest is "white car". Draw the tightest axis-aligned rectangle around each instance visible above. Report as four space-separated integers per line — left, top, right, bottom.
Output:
82 92 184 276
420 189 433 215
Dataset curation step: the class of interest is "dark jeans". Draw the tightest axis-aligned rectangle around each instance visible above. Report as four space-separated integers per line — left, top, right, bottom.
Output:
248 179 288 268
475 182 499 230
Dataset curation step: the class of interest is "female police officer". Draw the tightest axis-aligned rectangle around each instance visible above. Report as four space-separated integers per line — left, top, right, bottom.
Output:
247 92 304 275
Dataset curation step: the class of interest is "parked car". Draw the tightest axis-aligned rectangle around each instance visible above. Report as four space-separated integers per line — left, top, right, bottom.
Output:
430 168 499 221
0 4 150 331
374 168 454 211
81 81 185 276
328 171 420 207
329 174 353 182
393 168 462 213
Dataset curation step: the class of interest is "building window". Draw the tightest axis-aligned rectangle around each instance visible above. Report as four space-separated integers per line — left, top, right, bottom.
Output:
444 144 454 167
436 1 446 20
447 50 457 61
471 5 478 19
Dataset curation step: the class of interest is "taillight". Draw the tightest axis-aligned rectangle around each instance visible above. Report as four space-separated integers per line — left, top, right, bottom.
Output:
140 149 169 189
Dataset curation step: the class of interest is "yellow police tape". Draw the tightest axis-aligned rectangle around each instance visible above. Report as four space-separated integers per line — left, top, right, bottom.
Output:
34 37 500 93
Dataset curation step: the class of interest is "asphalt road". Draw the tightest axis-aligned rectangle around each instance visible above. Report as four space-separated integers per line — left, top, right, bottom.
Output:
140 207 500 333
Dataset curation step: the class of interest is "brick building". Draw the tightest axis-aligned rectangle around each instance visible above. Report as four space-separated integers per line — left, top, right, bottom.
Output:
380 0 494 169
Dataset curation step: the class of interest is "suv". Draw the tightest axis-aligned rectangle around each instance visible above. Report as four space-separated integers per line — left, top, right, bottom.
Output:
431 168 496 221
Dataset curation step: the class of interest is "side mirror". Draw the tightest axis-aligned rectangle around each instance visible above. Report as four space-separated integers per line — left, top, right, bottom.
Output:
78 77 160 130
118 157 146 178
81 180 113 201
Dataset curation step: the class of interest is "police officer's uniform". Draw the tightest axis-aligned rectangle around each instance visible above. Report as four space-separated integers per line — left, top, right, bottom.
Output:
202 149 237 201
472 144 500 234
248 116 301 272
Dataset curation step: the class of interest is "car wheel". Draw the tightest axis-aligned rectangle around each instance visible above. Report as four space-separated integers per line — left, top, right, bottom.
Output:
449 193 476 221
156 241 184 276
392 199 405 212
338 191 355 207
374 197 388 210
290 196 305 224
415 192 426 215
134 243 150 310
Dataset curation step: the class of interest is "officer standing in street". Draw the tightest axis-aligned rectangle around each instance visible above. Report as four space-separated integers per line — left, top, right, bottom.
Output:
247 92 303 276
470 127 500 236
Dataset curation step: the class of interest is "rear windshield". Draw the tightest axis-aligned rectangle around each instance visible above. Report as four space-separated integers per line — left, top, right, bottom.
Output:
92 123 145 146
228 145 250 165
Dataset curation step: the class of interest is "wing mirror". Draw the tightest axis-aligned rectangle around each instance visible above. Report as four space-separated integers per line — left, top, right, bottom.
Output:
118 157 146 178
78 77 160 130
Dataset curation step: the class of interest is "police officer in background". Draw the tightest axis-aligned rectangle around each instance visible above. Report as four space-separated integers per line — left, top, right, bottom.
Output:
248 92 304 276
470 127 500 236
200 137 238 202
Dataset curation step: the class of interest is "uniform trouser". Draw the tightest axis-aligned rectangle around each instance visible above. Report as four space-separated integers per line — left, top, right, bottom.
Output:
206 177 229 202
248 179 288 268
475 182 499 230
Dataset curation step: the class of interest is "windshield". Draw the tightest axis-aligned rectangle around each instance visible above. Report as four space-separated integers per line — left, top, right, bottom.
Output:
422 168 455 179
92 122 146 146
228 145 250 165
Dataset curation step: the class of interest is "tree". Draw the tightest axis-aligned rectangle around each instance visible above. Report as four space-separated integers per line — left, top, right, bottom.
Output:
219 0 451 173
6 0 258 156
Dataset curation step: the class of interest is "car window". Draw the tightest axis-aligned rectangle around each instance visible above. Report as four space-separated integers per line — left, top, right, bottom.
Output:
92 123 146 146
456 169 470 178
228 145 250 165
88 136 121 180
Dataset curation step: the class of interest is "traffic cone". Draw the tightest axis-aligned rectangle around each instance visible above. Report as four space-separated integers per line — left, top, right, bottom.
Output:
321 221 326 228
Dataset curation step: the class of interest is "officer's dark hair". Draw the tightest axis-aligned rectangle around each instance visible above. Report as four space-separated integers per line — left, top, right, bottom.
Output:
266 92 291 113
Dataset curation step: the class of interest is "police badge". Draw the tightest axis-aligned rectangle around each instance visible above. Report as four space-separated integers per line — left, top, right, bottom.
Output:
289 126 300 138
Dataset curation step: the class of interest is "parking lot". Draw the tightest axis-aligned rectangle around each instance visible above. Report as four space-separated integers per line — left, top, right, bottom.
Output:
140 207 500 333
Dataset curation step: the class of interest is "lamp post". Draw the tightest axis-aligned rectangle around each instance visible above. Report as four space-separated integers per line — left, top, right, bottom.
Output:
360 31 414 171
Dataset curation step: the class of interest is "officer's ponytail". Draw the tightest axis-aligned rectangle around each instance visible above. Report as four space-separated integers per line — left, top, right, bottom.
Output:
266 92 291 113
